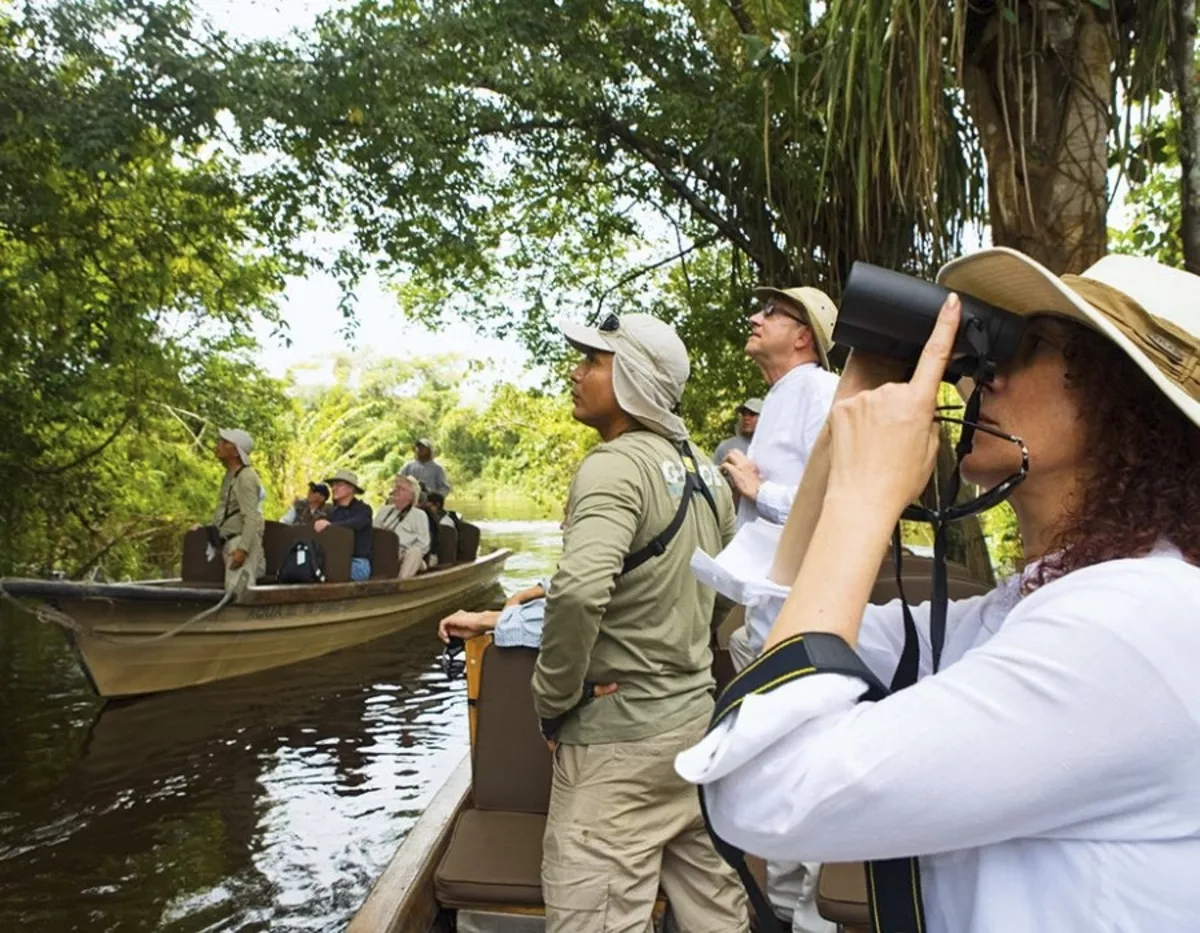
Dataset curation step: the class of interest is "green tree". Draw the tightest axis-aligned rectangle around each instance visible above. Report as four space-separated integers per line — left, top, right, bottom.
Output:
0 1 290 577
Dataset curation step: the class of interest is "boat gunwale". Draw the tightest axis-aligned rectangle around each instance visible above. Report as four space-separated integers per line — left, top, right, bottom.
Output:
348 753 471 933
1 548 511 608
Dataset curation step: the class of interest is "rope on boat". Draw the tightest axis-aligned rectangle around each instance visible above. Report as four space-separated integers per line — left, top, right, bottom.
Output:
0 580 237 645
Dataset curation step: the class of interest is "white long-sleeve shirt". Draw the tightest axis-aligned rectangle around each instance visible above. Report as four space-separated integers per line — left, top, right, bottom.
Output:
677 548 1200 933
737 362 837 527
373 503 431 555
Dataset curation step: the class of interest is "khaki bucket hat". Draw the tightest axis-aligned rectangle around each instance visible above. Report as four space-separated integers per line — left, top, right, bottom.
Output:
752 286 839 369
218 428 254 466
937 248 1200 429
324 469 365 495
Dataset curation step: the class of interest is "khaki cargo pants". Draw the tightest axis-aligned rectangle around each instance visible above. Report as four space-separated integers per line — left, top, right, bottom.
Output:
542 714 749 933
222 533 264 593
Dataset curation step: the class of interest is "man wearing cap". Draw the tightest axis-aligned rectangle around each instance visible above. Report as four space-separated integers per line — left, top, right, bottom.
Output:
713 397 763 466
704 287 840 933
721 287 839 530
400 439 451 498
314 469 374 581
210 428 265 591
534 312 748 933
280 482 331 526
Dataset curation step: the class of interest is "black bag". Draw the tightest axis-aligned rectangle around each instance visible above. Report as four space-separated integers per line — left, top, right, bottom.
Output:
279 538 326 584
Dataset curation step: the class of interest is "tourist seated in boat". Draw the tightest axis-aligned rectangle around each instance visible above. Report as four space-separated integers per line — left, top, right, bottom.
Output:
373 475 429 579
313 469 373 581
423 491 459 530
437 578 548 647
279 481 330 526
400 438 451 499
533 313 747 931
198 427 265 592
677 251 1200 933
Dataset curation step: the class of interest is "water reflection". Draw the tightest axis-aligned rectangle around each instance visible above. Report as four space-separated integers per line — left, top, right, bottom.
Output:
0 520 560 932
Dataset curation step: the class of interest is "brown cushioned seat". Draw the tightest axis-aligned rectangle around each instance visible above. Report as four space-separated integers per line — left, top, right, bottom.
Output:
370 529 400 579
437 523 459 569
313 524 353 583
456 521 481 563
181 528 224 584
435 644 553 909
435 809 546 907
261 521 291 581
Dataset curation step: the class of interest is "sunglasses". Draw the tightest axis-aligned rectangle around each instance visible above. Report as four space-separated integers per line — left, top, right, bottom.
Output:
900 411 1029 524
753 300 806 325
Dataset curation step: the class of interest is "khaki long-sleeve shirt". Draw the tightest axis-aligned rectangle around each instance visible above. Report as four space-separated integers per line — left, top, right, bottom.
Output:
213 465 264 550
374 503 431 555
532 429 735 745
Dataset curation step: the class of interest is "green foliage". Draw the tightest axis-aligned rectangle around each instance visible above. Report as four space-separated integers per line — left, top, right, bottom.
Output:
0 1 290 577
1112 107 1185 266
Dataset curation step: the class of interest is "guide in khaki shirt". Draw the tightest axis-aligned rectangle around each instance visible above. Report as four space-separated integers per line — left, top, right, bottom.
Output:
211 428 265 592
532 312 748 933
533 429 736 745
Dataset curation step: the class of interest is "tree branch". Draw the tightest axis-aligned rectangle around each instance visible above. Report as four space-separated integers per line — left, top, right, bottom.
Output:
26 411 135 476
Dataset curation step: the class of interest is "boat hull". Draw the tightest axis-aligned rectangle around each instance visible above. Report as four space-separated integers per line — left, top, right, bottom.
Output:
48 551 508 697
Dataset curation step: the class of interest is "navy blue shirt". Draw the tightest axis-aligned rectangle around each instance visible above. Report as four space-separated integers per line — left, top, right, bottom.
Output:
328 498 373 560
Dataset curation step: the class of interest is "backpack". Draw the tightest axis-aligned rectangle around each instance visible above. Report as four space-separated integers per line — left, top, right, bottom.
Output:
278 538 326 584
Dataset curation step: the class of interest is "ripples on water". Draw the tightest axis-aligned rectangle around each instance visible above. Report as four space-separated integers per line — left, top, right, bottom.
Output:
0 521 559 932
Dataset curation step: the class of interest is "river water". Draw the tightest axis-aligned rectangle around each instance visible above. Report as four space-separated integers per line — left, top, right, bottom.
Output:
0 519 561 932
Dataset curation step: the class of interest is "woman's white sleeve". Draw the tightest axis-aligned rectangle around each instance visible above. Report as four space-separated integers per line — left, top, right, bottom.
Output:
677 570 1198 864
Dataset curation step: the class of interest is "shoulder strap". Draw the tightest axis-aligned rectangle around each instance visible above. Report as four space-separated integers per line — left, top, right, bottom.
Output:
620 440 720 577
699 631 927 933
220 465 249 525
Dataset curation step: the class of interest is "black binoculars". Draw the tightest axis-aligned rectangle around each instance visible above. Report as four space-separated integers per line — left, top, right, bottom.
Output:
833 262 1028 382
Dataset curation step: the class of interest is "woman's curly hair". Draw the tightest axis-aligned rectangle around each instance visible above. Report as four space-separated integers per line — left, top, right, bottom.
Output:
1026 320 1200 591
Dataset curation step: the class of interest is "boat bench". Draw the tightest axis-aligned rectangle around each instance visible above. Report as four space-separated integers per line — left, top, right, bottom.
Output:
435 640 669 928
435 642 553 910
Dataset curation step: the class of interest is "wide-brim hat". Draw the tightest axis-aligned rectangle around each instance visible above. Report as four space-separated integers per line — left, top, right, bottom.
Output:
752 286 838 369
937 247 1200 429
218 428 253 466
324 469 364 495
559 313 691 440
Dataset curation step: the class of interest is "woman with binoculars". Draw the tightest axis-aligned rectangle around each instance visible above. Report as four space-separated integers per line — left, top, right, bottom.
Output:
677 247 1200 932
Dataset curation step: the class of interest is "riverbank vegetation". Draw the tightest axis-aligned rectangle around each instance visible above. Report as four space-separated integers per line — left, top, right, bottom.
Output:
2 0 1193 579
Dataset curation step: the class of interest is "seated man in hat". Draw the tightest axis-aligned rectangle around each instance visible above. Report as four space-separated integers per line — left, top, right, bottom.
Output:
207 428 266 592
313 469 374 581
400 439 451 498
373 474 430 579
280 482 331 526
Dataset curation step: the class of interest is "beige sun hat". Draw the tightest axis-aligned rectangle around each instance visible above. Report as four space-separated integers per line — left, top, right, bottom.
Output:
559 313 691 440
218 428 254 466
937 247 1200 429
752 286 839 369
324 469 365 495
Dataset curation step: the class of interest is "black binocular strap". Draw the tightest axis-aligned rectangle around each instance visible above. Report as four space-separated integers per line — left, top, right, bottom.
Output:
700 632 926 933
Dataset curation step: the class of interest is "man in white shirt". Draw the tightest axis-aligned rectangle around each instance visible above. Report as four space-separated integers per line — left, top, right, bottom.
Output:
711 285 839 933
373 475 430 578
720 287 838 530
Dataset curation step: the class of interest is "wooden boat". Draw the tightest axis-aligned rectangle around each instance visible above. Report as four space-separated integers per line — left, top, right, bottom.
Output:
346 554 990 933
1 520 509 698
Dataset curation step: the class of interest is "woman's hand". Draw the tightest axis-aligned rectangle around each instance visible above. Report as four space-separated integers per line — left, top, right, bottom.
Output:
825 294 961 519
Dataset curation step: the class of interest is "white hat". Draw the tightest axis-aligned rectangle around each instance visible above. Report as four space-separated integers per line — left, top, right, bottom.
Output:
937 248 1200 429
415 438 434 452
559 313 691 440
739 397 764 415
218 428 254 466
752 286 839 369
